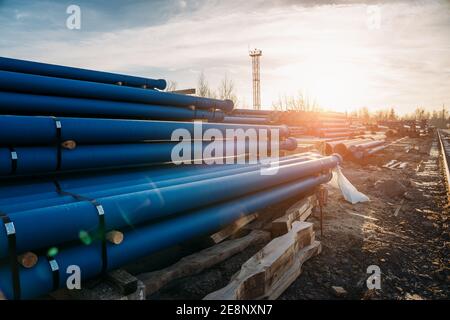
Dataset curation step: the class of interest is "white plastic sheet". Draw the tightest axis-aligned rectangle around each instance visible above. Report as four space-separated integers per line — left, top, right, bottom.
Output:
329 166 370 204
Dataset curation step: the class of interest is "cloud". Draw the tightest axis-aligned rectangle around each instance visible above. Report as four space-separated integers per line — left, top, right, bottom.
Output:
0 0 449 113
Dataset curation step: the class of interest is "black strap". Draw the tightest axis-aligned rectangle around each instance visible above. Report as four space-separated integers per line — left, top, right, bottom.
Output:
52 117 62 171
8 147 17 174
0 212 20 300
46 256 60 291
53 181 108 274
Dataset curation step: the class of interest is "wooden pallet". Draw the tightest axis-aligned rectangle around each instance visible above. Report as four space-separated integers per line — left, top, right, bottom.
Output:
271 196 315 238
138 229 270 297
210 213 259 244
204 221 321 300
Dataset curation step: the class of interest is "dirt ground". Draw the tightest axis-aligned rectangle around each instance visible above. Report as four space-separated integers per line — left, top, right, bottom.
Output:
148 134 449 300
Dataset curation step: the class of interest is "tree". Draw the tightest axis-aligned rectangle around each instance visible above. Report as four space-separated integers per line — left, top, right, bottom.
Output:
358 107 370 123
414 107 426 120
197 72 215 98
218 74 237 104
271 91 319 111
388 108 396 120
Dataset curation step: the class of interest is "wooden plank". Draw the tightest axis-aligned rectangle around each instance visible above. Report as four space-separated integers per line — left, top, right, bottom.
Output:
271 196 314 238
169 88 196 95
285 196 315 217
394 199 405 217
137 229 271 296
263 241 321 300
204 221 319 300
210 213 258 244
383 160 397 168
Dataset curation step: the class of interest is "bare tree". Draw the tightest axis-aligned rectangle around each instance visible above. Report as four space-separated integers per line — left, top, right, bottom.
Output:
414 107 426 120
197 72 215 98
388 107 396 120
356 107 370 123
218 74 237 104
271 91 319 111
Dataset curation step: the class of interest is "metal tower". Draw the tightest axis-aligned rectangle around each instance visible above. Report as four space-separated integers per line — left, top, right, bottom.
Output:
249 48 262 110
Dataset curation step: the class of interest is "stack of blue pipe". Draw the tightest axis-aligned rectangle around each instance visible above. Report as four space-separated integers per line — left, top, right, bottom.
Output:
0 57 341 299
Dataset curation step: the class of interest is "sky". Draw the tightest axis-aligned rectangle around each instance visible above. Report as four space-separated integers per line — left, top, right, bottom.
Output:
0 0 449 114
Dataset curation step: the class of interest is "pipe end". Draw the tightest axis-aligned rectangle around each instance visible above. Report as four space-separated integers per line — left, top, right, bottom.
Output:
331 153 343 164
282 137 298 151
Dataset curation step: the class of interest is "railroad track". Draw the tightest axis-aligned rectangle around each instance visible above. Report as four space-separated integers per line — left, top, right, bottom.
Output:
437 129 450 201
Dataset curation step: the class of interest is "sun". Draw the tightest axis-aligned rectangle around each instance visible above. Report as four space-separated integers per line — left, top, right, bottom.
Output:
302 57 369 114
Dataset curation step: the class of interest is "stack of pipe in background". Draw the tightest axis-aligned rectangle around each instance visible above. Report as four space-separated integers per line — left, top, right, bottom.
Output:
325 138 387 161
377 119 432 138
225 109 364 139
0 57 339 299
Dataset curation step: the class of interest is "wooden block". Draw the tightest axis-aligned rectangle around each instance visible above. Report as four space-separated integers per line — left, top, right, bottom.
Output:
263 241 321 300
17 252 38 268
286 195 315 217
61 140 77 150
137 229 270 296
107 269 138 295
271 196 314 238
106 230 124 245
204 221 320 300
210 213 258 244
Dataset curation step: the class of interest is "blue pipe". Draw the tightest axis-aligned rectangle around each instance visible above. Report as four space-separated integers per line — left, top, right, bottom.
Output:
0 114 289 146
353 144 388 160
222 116 270 124
0 139 296 176
348 140 385 160
0 57 167 90
366 144 387 155
0 153 320 201
0 155 340 259
0 153 317 200
232 109 274 116
1 154 321 213
0 172 331 299
349 140 385 151
0 71 234 112
0 92 223 122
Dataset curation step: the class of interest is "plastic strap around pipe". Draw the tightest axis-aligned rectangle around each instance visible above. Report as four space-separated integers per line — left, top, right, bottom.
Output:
0 212 20 300
9 148 17 174
53 181 108 274
52 117 62 171
46 257 60 292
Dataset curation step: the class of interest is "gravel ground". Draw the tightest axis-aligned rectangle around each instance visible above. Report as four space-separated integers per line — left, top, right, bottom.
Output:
150 135 449 300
